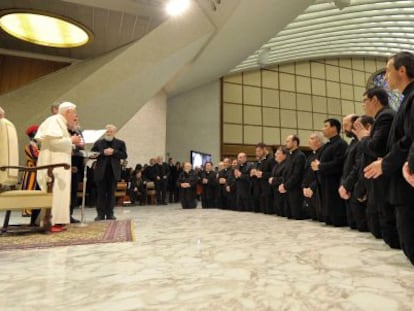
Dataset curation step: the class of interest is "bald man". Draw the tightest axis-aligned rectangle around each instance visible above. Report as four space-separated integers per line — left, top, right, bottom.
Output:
234 153 253 212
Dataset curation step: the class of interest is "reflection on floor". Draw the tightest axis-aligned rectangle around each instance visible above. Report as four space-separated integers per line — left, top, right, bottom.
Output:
0 204 413 311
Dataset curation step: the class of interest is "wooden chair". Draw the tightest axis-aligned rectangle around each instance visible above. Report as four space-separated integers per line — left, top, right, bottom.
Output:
146 181 157 205
115 181 128 206
0 118 70 234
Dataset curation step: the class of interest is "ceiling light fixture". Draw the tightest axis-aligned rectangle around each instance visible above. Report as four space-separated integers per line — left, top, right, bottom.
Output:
166 0 191 16
0 11 91 48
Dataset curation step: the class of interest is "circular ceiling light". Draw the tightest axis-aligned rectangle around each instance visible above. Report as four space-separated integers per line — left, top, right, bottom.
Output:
0 11 91 48
166 0 191 16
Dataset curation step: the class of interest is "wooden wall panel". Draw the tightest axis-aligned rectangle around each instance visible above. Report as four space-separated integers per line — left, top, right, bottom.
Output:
0 54 69 95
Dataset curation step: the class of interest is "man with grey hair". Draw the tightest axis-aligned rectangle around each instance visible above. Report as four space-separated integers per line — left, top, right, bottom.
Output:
302 132 325 221
35 102 83 232
91 124 127 220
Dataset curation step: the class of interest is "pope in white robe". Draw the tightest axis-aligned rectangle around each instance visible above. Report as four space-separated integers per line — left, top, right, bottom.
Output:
35 102 80 226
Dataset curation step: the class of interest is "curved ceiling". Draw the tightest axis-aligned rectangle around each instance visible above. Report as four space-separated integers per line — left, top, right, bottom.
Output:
231 0 414 72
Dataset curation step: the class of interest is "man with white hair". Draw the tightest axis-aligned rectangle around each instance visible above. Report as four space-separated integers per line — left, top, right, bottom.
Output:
91 124 127 221
35 102 83 232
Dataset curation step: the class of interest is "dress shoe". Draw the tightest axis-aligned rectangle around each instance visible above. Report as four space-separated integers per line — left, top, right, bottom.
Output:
49 225 65 233
94 216 104 221
106 216 117 220
70 217 80 224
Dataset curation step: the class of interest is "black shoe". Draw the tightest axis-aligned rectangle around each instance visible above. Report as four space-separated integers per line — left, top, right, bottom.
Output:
94 216 104 221
70 217 81 224
107 216 117 220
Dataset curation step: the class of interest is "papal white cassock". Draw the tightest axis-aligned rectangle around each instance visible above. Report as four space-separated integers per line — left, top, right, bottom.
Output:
35 114 72 225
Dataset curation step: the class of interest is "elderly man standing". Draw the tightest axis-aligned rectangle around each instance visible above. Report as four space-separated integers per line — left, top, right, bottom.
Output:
91 124 127 221
35 102 82 233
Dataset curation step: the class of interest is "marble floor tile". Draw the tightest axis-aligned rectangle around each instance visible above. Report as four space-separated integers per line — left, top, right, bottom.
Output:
0 204 413 311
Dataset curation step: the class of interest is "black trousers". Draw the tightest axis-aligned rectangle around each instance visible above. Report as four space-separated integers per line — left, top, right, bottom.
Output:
70 171 80 216
180 189 197 209
260 192 273 214
96 167 117 219
349 195 368 232
287 188 307 220
395 204 414 265
345 200 357 230
156 179 167 204
236 194 252 212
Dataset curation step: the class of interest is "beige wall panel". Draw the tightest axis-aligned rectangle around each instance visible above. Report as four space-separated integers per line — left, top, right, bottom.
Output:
281 128 297 142
298 129 314 144
298 111 313 130
262 70 279 89
376 59 386 71
223 73 242 84
280 91 296 109
353 86 366 102
296 76 312 94
244 126 262 144
340 83 354 101
353 71 366 87
223 103 242 123
351 59 365 71
244 105 262 125
279 63 295 74
280 109 297 128
311 62 326 79
326 65 340 82
279 73 296 92
223 124 243 143
313 113 328 129
341 100 356 116
312 95 327 113
325 58 339 66
364 59 377 73
327 98 342 115
339 58 352 68
263 127 281 145
327 81 341 98
262 88 279 108
223 83 242 103
244 70 261 86
296 62 311 76
296 93 312 112
312 79 326 96
243 85 261 106
355 101 365 115
263 107 280 127
340 67 353 84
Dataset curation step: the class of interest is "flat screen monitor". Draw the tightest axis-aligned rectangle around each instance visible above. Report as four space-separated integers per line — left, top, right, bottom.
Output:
191 150 212 168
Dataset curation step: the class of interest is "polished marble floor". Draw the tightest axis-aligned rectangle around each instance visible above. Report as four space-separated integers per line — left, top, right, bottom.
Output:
0 204 413 311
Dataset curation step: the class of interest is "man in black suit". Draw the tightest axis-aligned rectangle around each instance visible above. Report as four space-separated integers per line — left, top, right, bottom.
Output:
154 156 169 205
338 114 360 230
251 143 274 214
234 153 253 212
365 52 414 264
217 158 231 209
303 132 325 221
279 135 307 220
312 119 348 226
355 88 399 245
91 124 127 220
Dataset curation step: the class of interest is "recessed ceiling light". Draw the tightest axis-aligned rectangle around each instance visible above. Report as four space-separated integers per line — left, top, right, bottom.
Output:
166 0 191 16
0 11 91 48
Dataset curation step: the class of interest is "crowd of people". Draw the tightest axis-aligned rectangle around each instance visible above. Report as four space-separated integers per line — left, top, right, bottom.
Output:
2 51 414 265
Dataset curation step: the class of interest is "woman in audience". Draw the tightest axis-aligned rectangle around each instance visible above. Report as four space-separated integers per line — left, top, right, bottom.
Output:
178 162 198 209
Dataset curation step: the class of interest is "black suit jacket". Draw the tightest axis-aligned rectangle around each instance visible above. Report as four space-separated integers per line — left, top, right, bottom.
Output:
91 138 127 182
382 82 414 205
284 149 306 191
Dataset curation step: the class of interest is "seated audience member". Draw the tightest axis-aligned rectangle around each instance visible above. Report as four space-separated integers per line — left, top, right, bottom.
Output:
303 132 325 221
178 162 198 209
279 135 307 220
199 162 217 208
129 170 146 205
234 153 253 212
355 87 400 247
312 119 348 226
269 147 288 216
